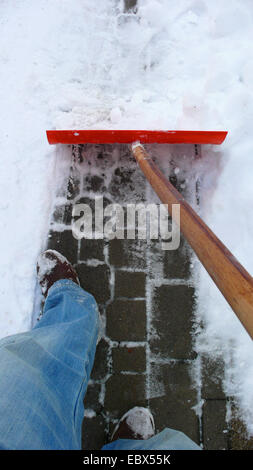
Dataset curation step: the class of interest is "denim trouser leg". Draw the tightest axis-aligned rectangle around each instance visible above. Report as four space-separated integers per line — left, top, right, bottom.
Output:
0 279 99 450
0 278 200 451
102 429 201 451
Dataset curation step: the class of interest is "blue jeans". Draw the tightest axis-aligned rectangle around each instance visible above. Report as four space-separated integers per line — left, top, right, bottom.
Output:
0 280 200 450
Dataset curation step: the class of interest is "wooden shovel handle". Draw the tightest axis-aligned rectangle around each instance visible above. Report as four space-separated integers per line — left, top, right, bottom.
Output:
132 143 253 340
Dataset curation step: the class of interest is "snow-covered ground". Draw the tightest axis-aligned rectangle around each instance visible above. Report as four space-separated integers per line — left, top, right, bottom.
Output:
1 0 253 433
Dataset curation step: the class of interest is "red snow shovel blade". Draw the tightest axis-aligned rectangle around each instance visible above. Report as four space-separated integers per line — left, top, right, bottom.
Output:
46 130 227 145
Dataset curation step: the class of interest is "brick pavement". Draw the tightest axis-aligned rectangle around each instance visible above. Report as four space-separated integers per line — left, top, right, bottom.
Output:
43 141 252 450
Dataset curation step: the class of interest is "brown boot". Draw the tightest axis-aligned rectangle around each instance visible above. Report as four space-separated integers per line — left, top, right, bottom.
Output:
111 407 155 441
37 249 80 297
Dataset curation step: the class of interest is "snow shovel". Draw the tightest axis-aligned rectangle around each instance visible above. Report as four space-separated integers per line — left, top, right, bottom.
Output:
46 129 253 340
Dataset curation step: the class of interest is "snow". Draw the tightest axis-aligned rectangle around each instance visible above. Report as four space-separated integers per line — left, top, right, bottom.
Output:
1 0 253 434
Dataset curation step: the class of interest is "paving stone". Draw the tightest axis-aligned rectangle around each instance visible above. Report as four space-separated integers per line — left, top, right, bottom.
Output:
114 270 146 298
72 196 95 236
124 0 138 12
150 361 197 403
229 404 253 450
201 356 226 400
109 239 146 269
163 238 192 280
150 285 196 359
82 416 106 450
108 165 145 204
84 383 102 413
47 230 78 265
80 239 104 262
74 195 96 209
90 338 110 381
116 143 133 162
76 264 111 304
149 395 200 445
202 400 228 450
84 174 107 193
80 143 116 171
52 203 73 226
149 362 199 443
73 195 113 237
104 373 146 418
112 346 146 373
106 299 146 342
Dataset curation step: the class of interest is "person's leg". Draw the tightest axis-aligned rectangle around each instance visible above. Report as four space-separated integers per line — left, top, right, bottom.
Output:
103 429 201 451
102 407 201 451
0 278 99 450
